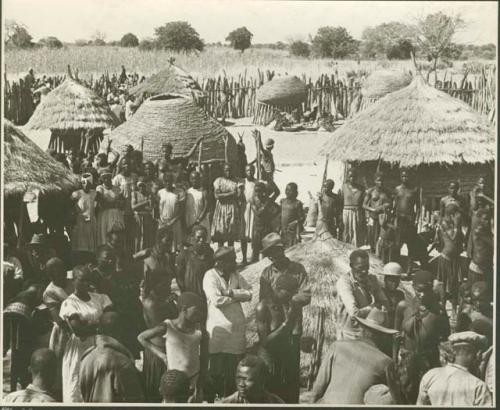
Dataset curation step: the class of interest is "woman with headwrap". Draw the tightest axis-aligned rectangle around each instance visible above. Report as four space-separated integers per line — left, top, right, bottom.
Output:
70 173 98 264
96 168 125 246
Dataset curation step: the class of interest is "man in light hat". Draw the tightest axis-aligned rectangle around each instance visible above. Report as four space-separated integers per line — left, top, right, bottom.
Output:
394 269 450 404
381 262 405 329
259 232 311 403
417 331 492 406
25 233 56 286
251 130 280 201
203 247 252 399
336 249 390 341
364 384 396 405
311 307 399 404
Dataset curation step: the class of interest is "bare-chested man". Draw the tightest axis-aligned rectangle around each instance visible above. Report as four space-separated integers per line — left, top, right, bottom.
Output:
439 181 467 221
468 208 493 286
363 172 391 252
393 170 420 273
156 138 203 183
316 179 342 238
342 169 365 247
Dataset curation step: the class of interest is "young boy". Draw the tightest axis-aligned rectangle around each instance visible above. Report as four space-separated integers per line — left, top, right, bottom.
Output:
138 292 207 402
280 183 304 248
160 370 191 403
376 204 398 264
468 209 493 286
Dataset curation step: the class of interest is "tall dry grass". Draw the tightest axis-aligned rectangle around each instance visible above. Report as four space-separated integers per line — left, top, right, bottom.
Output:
6 45 476 82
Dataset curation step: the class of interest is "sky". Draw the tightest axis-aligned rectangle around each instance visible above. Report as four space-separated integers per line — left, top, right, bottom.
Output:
3 0 498 45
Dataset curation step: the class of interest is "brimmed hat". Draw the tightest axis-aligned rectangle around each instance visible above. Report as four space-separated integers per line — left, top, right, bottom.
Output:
383 262 403 277
28 233 48 247
449 331 487 350
355 307 398 335
214 246 236 261
261 232 284 255
364 384 395 405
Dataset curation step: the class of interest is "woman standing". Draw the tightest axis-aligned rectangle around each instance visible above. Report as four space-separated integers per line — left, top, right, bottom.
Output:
158 173 185 253
59 265 113 402
211 163 241 248
96 169 125 246
185 171 211 241
112 158 138 254
342 169 365 247
132 178 156 252
71 173 98 264
240 165 256 265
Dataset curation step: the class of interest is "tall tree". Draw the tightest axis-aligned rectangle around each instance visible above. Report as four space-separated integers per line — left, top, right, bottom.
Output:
311 26 359 58
415 12 465 81
289 40 311 57
226 27 253 52
38 36 63 49
4 20 33 49
120 33 139 47
154 21 204 53
360 22 415 59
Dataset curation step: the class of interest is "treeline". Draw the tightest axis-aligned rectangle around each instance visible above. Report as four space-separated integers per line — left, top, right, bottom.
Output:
5 13 496 63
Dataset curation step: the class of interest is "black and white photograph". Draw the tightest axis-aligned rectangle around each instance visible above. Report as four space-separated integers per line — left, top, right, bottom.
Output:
1 0 497 406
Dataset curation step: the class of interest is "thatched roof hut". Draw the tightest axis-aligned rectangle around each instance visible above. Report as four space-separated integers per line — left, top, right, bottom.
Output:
253 76 308 125
129 63 204 100
321 75 495 209
108 94 240 174
351 70 413 115
4 120 80 246
240 228 415 384
4 120 79 197
25 77 118 153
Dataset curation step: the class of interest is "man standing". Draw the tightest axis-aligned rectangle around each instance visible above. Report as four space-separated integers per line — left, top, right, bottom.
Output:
342 169 365 247
335 249 389 340
79 312 144 402
310 308 399 404
203 247 252 399
221 355 284 404
439 180 467 220
251 130 280 201
4 349 57 403
417 331 492 406
393 169 420 273
395 270 450 404
363 172 391 252
316 179 342 238
259 232 311 403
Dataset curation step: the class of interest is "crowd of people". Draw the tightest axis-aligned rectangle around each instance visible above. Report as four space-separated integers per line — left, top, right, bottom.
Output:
2 122 495 405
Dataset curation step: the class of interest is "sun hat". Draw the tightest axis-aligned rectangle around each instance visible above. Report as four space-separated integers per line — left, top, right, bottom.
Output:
28 233 48 247
449 331 487 350
355 307 398 335
261 232 284 255
264 138 275 149
382 262 403 277
214 246 236 262
364 384 395 405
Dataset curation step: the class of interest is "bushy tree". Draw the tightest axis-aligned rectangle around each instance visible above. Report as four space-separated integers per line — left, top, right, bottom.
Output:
38 36 63 49
415 12 465 80
226 26 253 52
93 38 106 46
139 38 157 51
275 41 286 50
4 20 34 49
75 39 90 46
360 22 415 59
311 26 359 58
386 39 414 60
289 40 311 57
154 21 204 53
120 33 139 47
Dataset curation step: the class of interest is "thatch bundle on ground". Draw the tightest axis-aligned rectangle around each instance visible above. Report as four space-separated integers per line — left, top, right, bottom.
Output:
240 228 415 383
253 76 308 125
321 74 495 211
108 94 240 174
351 70 413 114
129 63 204 100
25 77 118 153
3 120 80 245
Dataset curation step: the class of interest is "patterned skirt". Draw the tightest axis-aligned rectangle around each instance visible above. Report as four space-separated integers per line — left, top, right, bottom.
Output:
435 254 465 303
211 201 240 243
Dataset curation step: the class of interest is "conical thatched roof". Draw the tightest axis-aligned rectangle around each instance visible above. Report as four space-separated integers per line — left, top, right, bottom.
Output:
240 228 415 376
26 77 118 131
321 75 495 167
108 94 239 167
129 64 204 99
361 69 412 99
257 75 308 106
3 120 79 197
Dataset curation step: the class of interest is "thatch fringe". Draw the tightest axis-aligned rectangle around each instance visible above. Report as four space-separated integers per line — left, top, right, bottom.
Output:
26 78 118 131
108 94 239 170
3 120 80 197
240 228 415 377
256 76 308 106
129 63 204 99
320 76 495 167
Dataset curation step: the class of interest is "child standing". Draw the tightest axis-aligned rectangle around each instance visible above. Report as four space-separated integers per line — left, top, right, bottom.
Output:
158 173 185 254
376 204 398 264
280 183 304 248
185 171 210 242
131 177 156 253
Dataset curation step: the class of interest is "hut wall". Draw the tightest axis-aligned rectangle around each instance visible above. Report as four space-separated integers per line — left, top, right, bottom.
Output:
252 101 303 125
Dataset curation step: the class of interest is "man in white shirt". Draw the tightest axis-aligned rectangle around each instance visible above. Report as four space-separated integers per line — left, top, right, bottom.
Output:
202 247 252 399
417 331 492 406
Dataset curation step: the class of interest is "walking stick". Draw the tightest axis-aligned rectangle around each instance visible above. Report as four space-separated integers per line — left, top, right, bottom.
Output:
321 155 329 190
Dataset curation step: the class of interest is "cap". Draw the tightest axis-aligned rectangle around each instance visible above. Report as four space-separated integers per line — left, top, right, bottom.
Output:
382 262 403 277
355 307 398 335
449 331 487 350
261 232 284 255
214 246 236 262
264 138 275 148
364 384 395 405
